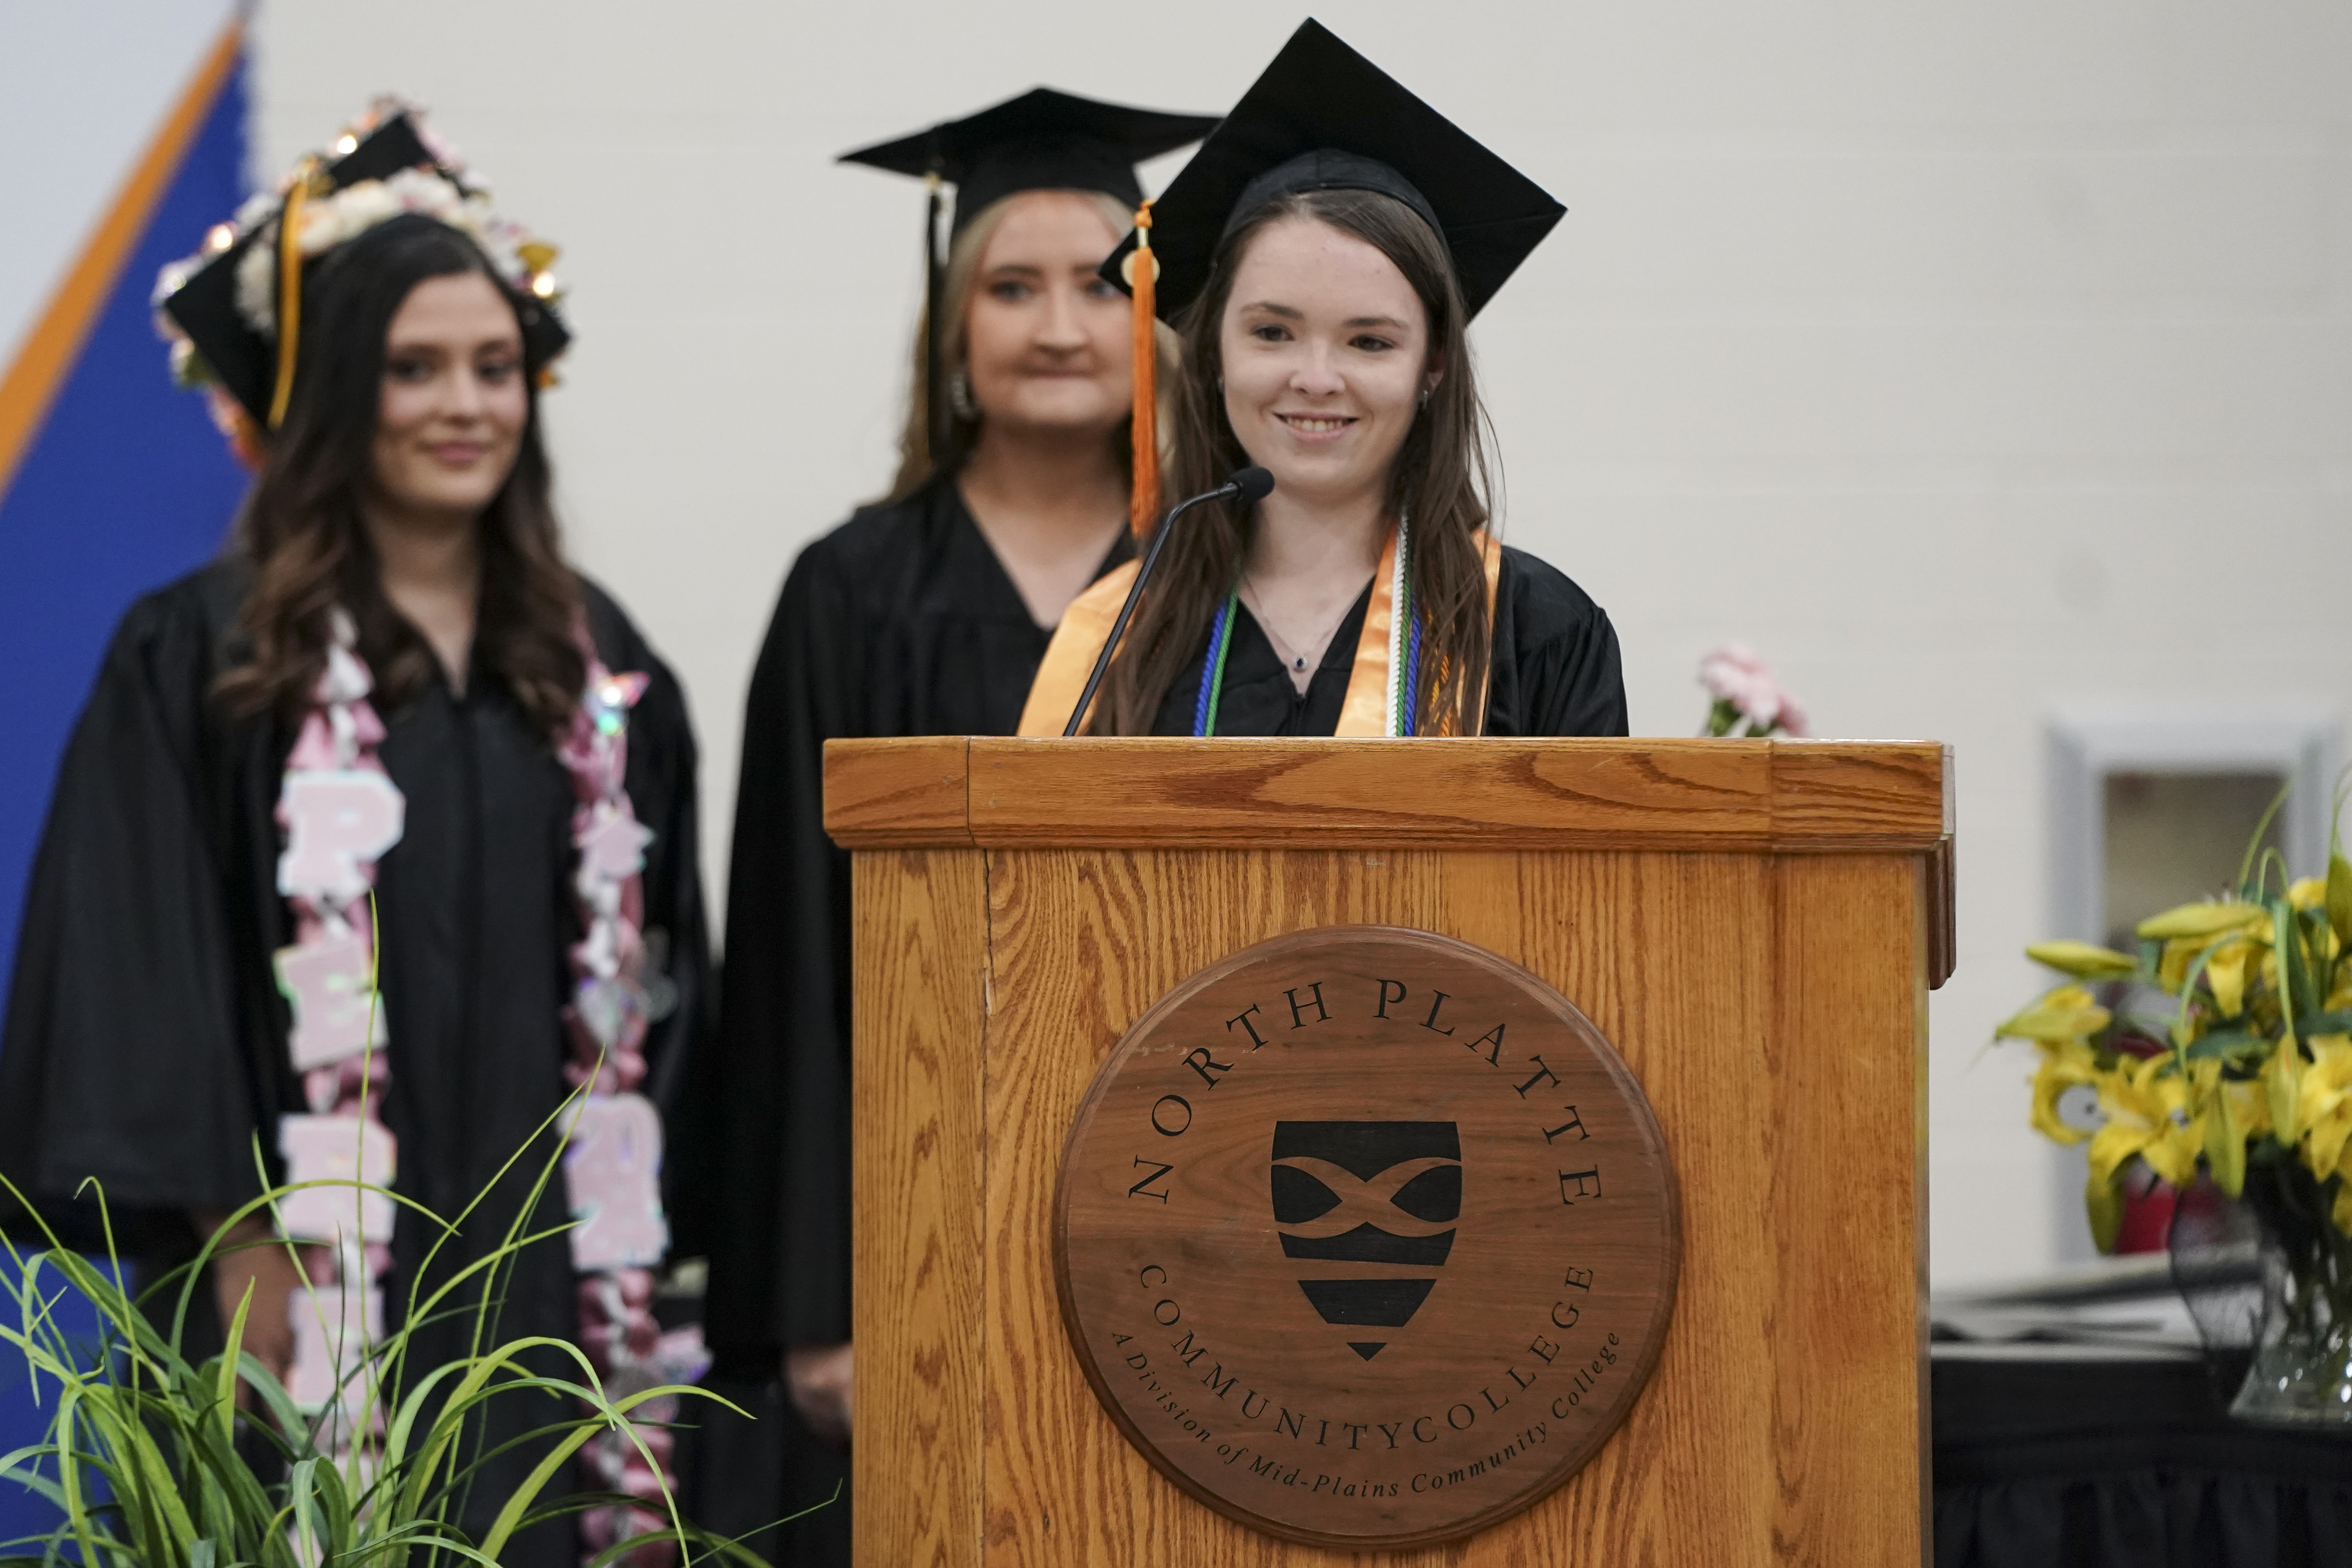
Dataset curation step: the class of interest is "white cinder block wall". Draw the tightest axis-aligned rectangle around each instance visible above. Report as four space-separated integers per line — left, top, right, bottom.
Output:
252 0 2352 1291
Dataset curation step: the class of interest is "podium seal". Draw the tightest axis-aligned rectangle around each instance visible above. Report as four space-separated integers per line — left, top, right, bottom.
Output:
1054 925 1681 1548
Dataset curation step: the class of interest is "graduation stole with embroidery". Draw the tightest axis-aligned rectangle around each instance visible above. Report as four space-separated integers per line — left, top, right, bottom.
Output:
1016 523 1502 738
269 612 699 1553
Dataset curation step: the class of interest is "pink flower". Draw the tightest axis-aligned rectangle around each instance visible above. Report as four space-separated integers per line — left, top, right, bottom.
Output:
1697 643 1810 737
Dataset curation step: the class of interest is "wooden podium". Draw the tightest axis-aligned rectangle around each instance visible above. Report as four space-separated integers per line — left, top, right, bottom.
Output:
824 737 1951 1566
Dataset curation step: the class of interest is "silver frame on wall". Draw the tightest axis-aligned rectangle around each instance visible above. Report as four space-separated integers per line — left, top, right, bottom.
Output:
2043 699 2340 1258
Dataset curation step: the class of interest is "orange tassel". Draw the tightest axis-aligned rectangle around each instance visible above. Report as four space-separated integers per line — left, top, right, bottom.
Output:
267 159 322 430
1127 199 1157 537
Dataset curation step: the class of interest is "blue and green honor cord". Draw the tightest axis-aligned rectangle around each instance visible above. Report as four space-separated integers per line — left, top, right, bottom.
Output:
1193 518 1417 739
1192 587 1241 737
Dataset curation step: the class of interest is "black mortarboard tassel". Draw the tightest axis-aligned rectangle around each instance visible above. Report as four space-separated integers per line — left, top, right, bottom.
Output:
1103 19 1566 322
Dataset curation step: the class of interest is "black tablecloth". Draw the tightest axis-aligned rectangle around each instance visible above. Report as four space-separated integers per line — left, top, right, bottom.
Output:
1933 1349 2352 1567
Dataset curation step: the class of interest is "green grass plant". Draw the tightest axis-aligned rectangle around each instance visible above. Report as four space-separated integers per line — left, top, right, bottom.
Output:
0 1089 797 1568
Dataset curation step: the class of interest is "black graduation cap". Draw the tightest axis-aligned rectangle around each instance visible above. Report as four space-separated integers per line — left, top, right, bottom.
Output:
839 88 1220 235
841 89 1217 461
160 109 570 429
1105 19 1564 321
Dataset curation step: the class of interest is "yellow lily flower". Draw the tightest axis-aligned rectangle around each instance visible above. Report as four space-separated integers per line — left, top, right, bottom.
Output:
2026 940 2137 980
2292 877 2328 913
2089 1056 2202 1190
1995 985 2111 1044
2158 921 2271 995
2138 899 2270 942
2029 1038 2101 1146
2205 938 2259 1018
2266 1033 2304 1151
2188 1058 2267 1197
2298 1034 2352 1180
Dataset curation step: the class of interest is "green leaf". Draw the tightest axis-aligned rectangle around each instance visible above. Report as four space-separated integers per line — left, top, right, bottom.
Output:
2239 782 2292 897
2207 1083 2247 1197
2328 850 2352 948
2279 900 2320 1025
2186 1031 2273 1062
2087 1166 2126 1254
216 1279 251 1455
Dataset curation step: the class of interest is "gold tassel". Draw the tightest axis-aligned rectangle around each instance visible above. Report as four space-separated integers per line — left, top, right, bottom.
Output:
266 158 324 430
1125 199 1157 537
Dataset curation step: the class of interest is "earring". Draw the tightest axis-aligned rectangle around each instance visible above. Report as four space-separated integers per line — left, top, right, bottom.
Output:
949 367 978 421
1417 387 1431 411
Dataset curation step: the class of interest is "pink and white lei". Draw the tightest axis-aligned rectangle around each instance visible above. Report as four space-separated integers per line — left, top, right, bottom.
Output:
270 613 704 1566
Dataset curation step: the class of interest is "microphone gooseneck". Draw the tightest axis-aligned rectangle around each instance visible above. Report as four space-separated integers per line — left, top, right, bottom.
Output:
1063 468 1277 737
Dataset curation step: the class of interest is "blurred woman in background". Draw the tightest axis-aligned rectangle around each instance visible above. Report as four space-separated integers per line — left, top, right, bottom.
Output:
0 104 708 1568
697 87 1214 1562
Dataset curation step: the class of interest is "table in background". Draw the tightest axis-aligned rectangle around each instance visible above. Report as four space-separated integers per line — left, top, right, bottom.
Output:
1933 1342 2352 1568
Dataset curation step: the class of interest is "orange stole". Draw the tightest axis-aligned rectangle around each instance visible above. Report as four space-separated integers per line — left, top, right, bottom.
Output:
1014 529 1502 737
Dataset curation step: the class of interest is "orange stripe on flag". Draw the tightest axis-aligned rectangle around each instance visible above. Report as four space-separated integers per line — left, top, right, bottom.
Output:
0 16 243 501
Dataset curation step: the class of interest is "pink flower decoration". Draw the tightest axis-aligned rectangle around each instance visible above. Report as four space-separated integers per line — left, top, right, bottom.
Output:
1697 644 1811 738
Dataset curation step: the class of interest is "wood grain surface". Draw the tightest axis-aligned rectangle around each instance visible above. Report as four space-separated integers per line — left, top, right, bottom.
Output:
850 849 988 1567
1051 927 1680 1548
824 736 1951 853
826 736 971 846
842 743 1933 1565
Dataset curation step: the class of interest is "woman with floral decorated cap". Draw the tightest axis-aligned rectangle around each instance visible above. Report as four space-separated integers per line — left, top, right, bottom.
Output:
1020 22 1627 740
0 101 708 1567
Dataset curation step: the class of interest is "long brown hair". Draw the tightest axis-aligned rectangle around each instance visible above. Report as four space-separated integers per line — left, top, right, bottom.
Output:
214 213 585 735
1086 188 1497 735
881 188 1178 503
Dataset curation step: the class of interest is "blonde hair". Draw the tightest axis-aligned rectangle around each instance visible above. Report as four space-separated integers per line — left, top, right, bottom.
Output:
880 187 1178 504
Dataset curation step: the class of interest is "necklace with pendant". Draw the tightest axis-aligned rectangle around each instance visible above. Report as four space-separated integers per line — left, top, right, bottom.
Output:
1240 575 1366 679
1194 517 1419 739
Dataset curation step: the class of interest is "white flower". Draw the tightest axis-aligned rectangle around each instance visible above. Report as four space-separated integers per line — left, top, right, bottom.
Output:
232 236 275 333
158 102 561 379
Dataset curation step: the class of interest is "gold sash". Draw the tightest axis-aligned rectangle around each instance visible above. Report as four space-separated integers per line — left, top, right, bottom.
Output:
1016 529 1502 737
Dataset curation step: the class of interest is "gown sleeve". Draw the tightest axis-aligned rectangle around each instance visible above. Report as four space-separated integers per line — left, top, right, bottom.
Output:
0 587 266 1225
1487 548 1631 739
703 536 864 1359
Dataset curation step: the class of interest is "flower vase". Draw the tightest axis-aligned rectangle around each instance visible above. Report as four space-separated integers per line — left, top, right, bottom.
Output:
2230 1161 2352 1426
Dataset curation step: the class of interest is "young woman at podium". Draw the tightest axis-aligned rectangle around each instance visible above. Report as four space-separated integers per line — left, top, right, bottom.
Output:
698 89 1216 1556
1019 21 1628 740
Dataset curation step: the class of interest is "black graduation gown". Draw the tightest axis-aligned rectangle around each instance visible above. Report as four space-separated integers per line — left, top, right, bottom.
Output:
703 475 1130 1361
1148 543 1629 737
0 559 710 1568
691 476 1127 1561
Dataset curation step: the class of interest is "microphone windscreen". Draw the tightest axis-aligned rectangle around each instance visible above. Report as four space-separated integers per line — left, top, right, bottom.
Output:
1230 466 1275 503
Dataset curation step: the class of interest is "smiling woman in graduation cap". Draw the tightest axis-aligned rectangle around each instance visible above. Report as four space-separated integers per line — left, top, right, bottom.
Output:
1020 21 1627 739
0 101 708 1567
696 84 1215 1546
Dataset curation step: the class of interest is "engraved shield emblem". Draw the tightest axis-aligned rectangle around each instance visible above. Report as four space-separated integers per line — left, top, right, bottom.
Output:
1270 1120 1462 1360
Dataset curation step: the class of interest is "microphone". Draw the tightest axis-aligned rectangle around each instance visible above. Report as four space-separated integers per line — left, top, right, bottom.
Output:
1063 466 1276 736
